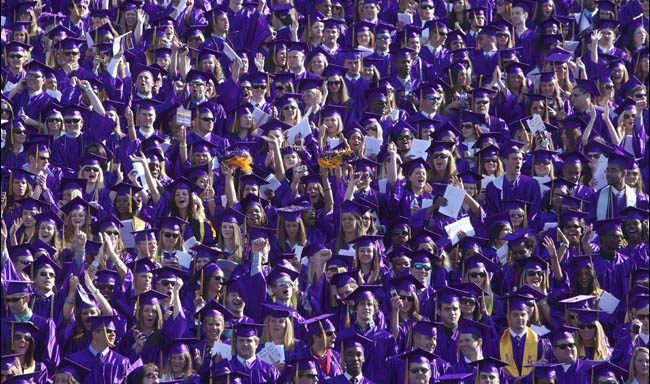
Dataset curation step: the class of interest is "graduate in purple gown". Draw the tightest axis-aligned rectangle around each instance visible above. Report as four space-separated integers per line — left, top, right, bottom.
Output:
228 323 281 384
484 141 543 219
326 331 376 384
1 280 59 375
66 315 133 384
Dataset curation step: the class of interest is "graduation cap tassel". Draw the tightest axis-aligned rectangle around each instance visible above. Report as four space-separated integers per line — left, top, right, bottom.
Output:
11 323 15 350
345 303 350 328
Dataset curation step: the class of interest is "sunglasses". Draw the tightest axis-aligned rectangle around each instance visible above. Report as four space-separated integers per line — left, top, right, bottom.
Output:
366 126 378 131
212 275 226 283
325 330 336 336
420 5 434 9
326 267 340 273
475 100 490 105
84 167 100 173
283 105 297 110
634 93 647 98
160 279 176 287
432 153 449 160
425 95 441 101
469 272 486 278
27 72 43 79
64 118 81 124
397 135 413 141
554 342 576 350
409 367 430 374
460 298 477 305
587 153 601 159
201 117 215 122
526 271 543 277
9 54 24 59
299 373 318 379
63 51 80 56
7 296 26 303
1 108 11 114
484 159 498 164
274 85 286 91
251 84 266 90
144 372 159 379
328 80 342 86
376 34 391 40
162 232 180 239
578 323 596 329
399 295 415 302
105 230 120 236
14 129 27 135
46 118 62 123
624 114 637 119
413 264 432 271
39 271 55 278
12 334 32 341
97 283 115 290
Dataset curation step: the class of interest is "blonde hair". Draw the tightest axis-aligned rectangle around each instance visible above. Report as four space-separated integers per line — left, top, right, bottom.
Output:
353 243 381 284
218 222 243 264
575 320 611 361
260 315 296 351
63 209 92 247
335 212 365 253
462 268 495 316
161 350 194 379
627 347 649 384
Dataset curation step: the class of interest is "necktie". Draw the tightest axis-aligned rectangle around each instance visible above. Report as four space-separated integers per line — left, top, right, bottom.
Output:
516 336 521 346
351 379 358 384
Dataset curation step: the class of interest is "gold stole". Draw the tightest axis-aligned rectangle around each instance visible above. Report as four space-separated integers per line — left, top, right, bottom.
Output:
578 344 602 360
499 327 539 377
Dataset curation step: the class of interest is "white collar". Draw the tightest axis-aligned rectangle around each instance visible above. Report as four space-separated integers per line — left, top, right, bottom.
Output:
28 90 43 98
561 363 572 372
139 128 155 139
509 328 527 338
237 355 256 366
345 74 361 81
89 345 109 358
344 372 364 381
640 332 649 344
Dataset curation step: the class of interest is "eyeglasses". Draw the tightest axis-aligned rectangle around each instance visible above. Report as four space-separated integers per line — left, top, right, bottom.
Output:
39 271 55 278
201 117 215 122
7 296 26 303
624 114 637 119
13 129 26 135
8 53 25 59
63 51 80 56
325 330 336 336
27 72 43 79
97 284 115 291
251 84 266 90
553 342 576 350
160 279 176 287
633 93 647 98
469 272 486 278
84 167 100 173
1 108 11 114
409 367 430 374
460 298 477 305
461 124 473 129
190 82 206 87
510 212 524 218
602 84 614 89
376 34 390 40
578 323 596 329
484 159 497 164
475 99 490 105
399 295 415 302
569 92 584 98
144 372 159 379
46 118 62 123
283 105 297 110
274 85 286 91
64 118 81 124
432 153 449 159
526 271 544 277
162 232 180 239
12 334 32 342
212 275 226 283
328 80 342 86
413 264 432 271
397 135 413 141
326 267 340 273
637 314 649 320
587 153 601 159
366 126 378 132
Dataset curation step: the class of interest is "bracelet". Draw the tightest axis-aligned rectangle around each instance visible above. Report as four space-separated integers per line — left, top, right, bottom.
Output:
323 188 331 192
180 144 187 148
560 243 569 248
65 298 76 304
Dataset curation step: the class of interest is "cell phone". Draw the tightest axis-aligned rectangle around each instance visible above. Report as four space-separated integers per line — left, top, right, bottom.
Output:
296 165 307 173
632 323 641 334
390 289 398 297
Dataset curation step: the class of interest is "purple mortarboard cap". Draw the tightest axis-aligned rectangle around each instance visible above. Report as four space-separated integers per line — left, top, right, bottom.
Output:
218 208 245 226
608 148 635 169
320 104 346 119
322 64 348 78
392 47 416 60
111 182 143 197
470 357 509 373
436 372 473 382
248 226 276 242
436 286 466 304
524 362 562 380
266 265 300 284
94 269 119 285
407 248 439 264
56 357 90 382
391 273 425 293
410 320 437 337
153 266 185 281
136 290 168 306
339 330 372 350
428 141 456 155
348 285 381 303
340 200 371 216
560 150 589 167
402 158 432 175
326 255 352 269
261 303 296 318
559 209 588 226
621 206 649 222
277 205 308 222
614 97 637 116
165 337 196 356
57 175 87 190
87 315 118 331
18 197 49 212
467 6 487 16
5 42 32 53
548 325 579 343
239 194 268 211
1 353 22 371
195 300 233 321
5 280 33 295
574 79 601 97
84 240 103 255
233 323 264 337
505 61 530 75
398 348 438 364
302 314 336 336
269 3 293 14
157 216 189 231
463 253 497 273
502 229 531 245
589 361 628 382
572 308 603 324
352 234 383 249
128 257 158 274
298 78 324 92
60 196 95 215
511 0 532 12
596 18 619 31
57 37 85 51
477 25 499 37
31 239 57 258
630 293 649 310
331 270 358 289
131 228 158 242
499 140 525 157
517 285 547 301
29 254 61 275
259 118 291 134
502 293 534 311
558 294 595 310
447 28 467 42
458 317 492 338
3 373 36 384
594 217 623 234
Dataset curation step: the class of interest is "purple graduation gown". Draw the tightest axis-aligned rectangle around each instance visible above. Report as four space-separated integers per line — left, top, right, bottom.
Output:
228 356 281 384
66 347 132 384
484 174 542 218
325 375 376 384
